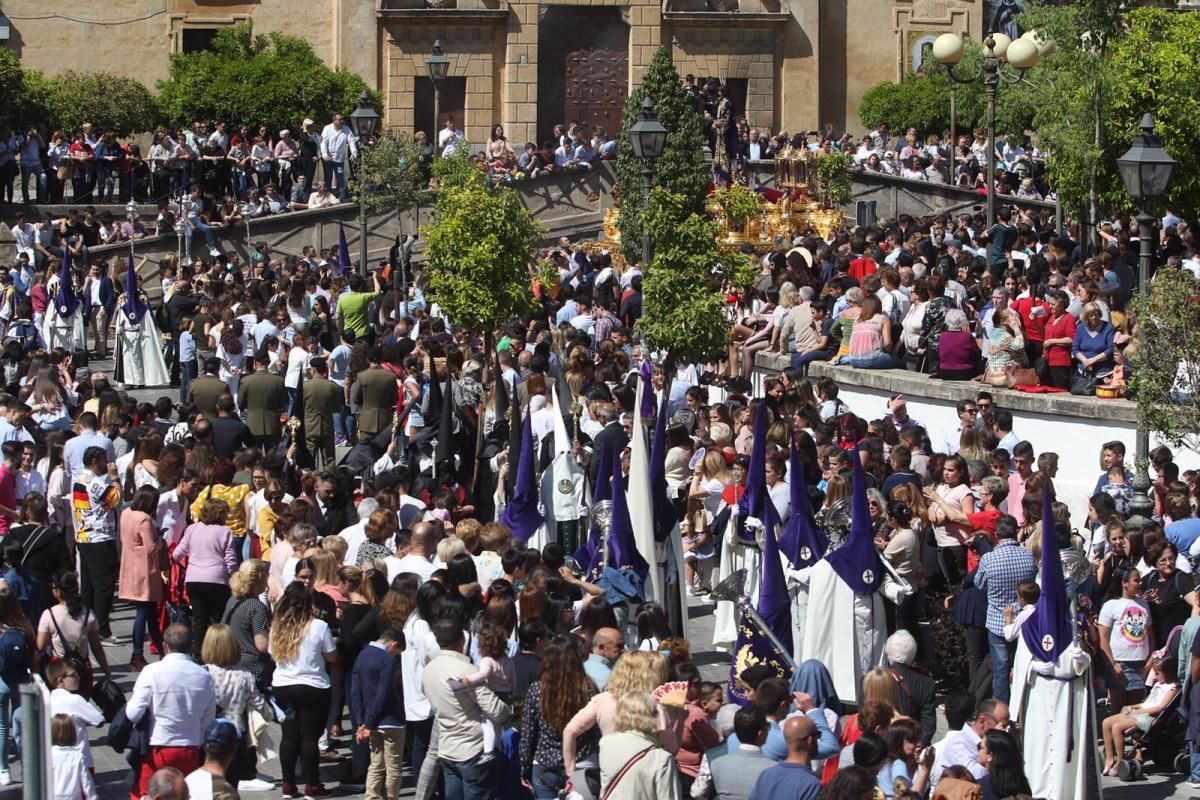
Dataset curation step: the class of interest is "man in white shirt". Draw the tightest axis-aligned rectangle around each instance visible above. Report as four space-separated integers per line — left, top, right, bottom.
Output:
319 113 358 200
156 469 200 547
339 497 380 565
385 524 437 582
941 399 979 455
439 116 464 157
124 625 217 799
930 698 1009 788
11 212 37 266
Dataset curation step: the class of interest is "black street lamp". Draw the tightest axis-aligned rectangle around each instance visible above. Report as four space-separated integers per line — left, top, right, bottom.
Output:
427 40 450 159
933 32 1039 229
1117 113 1177 533
349 91 381 276
628 96 668 266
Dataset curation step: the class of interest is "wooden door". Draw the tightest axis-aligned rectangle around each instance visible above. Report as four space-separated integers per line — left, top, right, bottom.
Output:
564 46 629 140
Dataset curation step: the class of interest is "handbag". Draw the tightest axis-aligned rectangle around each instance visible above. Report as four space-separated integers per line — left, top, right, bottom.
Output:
1005 364 1040 388
56 163 74 181
1070 370 1099 396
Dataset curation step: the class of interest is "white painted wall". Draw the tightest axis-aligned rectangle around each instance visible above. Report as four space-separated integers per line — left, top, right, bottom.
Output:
829 381 1200 527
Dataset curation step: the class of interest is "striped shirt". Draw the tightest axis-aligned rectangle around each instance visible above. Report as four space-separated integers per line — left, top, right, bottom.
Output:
72 472 120 543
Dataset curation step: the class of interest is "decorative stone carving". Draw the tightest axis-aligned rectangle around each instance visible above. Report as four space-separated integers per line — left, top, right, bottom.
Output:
706 0 739 12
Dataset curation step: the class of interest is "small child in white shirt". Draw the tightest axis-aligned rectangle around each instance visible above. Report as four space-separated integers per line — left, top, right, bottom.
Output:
449 623 514 755
1003 581 1041 641
47 659 105 799
51 713 96 800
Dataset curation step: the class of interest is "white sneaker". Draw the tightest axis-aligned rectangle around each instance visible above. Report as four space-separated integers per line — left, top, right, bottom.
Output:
686 585 697 597
209 247 221 257
237 778 274 792
0 769 13 786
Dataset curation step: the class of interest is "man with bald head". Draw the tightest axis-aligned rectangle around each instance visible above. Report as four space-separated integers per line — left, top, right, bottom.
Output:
385 523 437 582
583 627 623 690
748 715 822 800
146 766 189 800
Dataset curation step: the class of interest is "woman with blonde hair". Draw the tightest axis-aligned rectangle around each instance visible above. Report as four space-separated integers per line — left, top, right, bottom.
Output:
223 558 273 690
562 650 677 784
270 583 337 798
435 535 466 570
862 667 903 710
202 623 270 788
173 497 237 659
598 692 682 800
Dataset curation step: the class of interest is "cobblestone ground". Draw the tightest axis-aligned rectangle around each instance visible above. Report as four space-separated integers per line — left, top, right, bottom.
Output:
0 361 1183 799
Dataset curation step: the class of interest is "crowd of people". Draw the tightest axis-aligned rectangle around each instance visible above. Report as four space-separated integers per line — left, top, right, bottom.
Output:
0 96 1199 800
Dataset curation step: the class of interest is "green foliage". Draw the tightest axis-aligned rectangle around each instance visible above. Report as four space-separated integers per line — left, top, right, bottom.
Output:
0 49 25 130
1129 266 1200 455
813 152 855 208
856 42 1039 140
712 183 763 226
20 70 158 136
157 24 380 136
422 164 543 332
616 46 709 264
431 147 483 190
350 131 431 216
636 188 752 366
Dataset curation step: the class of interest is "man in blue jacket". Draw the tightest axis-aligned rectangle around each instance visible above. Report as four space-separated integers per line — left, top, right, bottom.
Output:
351 627 406 800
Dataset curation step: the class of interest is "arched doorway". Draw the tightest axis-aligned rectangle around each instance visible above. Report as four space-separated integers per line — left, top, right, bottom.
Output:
536 6 629 146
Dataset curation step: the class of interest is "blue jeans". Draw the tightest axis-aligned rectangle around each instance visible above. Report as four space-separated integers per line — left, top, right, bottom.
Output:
532 764 566 799
840 351 898 369
988 630 1017 703
1190 741 1200 782
20 161 46 203
186 216 218 258
180 359 197 404
131 600 163 656
323 160 347 199
441 752 498 800
334 404 355 440
0 675 20 769
286 387 301 419
790 349 833 375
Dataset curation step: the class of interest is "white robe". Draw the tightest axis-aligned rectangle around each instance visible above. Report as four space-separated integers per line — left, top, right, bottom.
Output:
713 508 762 653
1009 640 1095 800
786 562 814 666
801 559 906 704
115 310 170 387
41 303 85 353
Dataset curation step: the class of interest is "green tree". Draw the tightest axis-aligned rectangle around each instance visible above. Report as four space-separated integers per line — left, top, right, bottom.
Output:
616 46 708 264
636 188 754 370
21 70 158 136
1129 267 1200 455
421 150 544 333
0 49 25 130
349 131 430 216
157 24 379 136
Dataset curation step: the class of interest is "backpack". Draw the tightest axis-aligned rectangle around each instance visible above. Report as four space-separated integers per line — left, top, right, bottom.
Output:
0 626 30 684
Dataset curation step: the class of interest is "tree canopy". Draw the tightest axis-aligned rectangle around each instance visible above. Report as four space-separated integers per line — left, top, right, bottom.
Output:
349 131 431 216
421 151 544 332
157 24 380 136
1130 266 1200 456
856 3 1200 216
615 46 709 265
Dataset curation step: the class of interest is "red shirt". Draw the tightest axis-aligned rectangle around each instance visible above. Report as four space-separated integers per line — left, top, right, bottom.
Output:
1042 312 1078 367
1011 297 1049 342
0 465 15 536
965 508 1001 571
848 257 878 282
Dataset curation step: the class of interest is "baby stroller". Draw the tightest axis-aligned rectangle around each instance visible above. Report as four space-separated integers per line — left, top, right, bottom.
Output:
1117 625 1186 781
1116 689 1185 781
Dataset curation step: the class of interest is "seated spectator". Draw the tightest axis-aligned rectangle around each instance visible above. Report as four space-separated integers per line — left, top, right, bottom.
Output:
1073 302 1116 379
1100 656 1178 776
936 309 982 380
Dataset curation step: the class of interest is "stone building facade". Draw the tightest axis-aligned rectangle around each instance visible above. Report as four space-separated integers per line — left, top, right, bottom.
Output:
1 0 981 141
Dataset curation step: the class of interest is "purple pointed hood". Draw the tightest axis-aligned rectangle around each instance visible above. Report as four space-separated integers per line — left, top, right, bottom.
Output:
649 392 677 543
737 402 769 542
1022 489 1074 662
499 409 544 542
337 221 351 275
122 241 148 324
778 435 828 568
56 247 80 316
825 452 883 594
605 452 649 575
